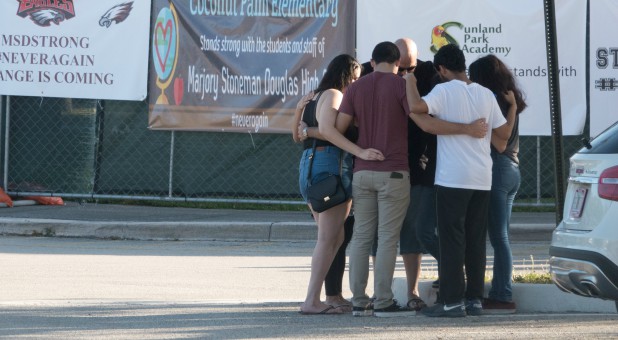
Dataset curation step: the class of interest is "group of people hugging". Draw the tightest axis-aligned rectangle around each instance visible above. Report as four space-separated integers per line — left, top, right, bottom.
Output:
292 39 527 318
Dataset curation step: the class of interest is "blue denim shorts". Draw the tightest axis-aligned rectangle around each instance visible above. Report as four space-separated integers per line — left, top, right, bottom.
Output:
298 145 353 203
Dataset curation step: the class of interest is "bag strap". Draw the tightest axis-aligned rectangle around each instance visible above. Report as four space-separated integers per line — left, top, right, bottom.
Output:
307 141 344 184
305 91 324 183
338 150 343 176
307 139 317 183
305 91 343 184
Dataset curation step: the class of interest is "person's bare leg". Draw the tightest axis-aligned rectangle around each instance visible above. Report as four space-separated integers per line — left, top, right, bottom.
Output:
300 202 350 314
402 253 424 308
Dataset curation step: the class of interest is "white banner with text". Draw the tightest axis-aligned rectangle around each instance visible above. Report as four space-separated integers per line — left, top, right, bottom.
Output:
358 0 586 136
0 1 151 101
590 0 618 136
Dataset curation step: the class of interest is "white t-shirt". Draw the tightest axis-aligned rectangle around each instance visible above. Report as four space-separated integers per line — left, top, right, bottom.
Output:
423 80 506 190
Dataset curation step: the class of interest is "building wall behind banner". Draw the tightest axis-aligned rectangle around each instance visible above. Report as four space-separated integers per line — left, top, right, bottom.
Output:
2 95 583 207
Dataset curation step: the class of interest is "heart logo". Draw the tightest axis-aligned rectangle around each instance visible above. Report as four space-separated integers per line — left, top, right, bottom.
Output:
154 20 173 74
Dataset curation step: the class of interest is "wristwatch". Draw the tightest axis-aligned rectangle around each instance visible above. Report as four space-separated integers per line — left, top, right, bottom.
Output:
302 127 308 138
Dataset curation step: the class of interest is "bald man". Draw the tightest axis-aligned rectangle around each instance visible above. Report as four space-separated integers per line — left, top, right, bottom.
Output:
395 38 419 75
361 38 419 77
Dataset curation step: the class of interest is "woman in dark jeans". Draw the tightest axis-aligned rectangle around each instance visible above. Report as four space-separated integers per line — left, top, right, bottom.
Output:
469 55 527 313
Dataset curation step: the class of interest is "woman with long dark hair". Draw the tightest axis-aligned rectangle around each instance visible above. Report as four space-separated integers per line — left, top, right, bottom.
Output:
469 54 527 313
292 54 383 314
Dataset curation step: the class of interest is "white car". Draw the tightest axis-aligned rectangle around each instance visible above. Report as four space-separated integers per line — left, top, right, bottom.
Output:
549 120 618 312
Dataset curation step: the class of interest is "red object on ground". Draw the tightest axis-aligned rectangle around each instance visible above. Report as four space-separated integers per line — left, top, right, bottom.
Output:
0 187 13 207
25 196 64 205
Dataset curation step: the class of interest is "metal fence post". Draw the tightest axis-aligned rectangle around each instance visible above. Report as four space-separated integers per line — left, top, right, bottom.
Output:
0 95 3 189
536 136 541 205
169 130 175 199
544 0 567 223
3 96 9 190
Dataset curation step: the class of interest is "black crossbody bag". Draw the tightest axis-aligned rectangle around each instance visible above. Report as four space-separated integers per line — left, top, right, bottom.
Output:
306 141 347 212
304 92 348 212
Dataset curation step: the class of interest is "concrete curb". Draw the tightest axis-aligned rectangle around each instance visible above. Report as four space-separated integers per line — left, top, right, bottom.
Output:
393 278 616 313
0 218 318 241
270 222 317 241
0 218 552 242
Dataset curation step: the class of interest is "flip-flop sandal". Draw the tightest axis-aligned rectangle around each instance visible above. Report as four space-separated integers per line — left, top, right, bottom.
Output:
332 303 352 313
298 305 343 315
407 296 427 311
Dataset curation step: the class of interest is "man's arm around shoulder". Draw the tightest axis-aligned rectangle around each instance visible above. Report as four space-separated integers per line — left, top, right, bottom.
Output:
404 74 487 138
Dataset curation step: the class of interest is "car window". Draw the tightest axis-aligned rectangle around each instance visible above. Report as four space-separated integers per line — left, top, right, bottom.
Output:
580 121 618 154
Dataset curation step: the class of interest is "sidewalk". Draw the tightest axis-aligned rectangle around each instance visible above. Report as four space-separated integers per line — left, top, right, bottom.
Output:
0 201 557 241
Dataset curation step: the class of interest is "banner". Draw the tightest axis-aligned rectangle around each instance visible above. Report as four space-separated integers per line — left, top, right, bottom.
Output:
357 0 587 136
148 0 355 133
0 1 151 101
590 0 618 137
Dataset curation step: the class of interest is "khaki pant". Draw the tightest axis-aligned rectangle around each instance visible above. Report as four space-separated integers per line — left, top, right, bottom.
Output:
348 170 410 309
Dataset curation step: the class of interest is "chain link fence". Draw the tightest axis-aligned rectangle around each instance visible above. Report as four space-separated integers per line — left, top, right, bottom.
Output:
519 135 583 206
0 95 585 208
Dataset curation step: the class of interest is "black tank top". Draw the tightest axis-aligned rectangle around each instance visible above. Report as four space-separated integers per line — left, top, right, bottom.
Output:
302 91 358 150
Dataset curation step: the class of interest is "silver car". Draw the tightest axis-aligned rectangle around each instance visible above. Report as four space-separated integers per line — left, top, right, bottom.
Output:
550 120 618 312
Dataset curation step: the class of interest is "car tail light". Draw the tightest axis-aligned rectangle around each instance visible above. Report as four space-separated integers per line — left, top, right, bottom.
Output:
598 166 618 201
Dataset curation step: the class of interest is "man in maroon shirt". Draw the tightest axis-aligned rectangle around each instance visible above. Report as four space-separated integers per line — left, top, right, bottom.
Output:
333 42 487 317
337 42 415 317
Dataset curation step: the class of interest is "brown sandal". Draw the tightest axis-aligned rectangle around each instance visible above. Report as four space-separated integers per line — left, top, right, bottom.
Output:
407 295 427 311
325 296 352 313
332 303 352 313
298 305 344 315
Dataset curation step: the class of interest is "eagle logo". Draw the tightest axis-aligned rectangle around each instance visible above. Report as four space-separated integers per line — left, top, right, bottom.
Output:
99 1 134 28
29 9 66 27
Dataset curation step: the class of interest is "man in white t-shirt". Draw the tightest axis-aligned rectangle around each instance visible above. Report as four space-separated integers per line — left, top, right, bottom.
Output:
404 44 517 317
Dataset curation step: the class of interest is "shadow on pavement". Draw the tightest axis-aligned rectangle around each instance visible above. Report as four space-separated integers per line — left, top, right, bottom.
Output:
0 302 616 339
